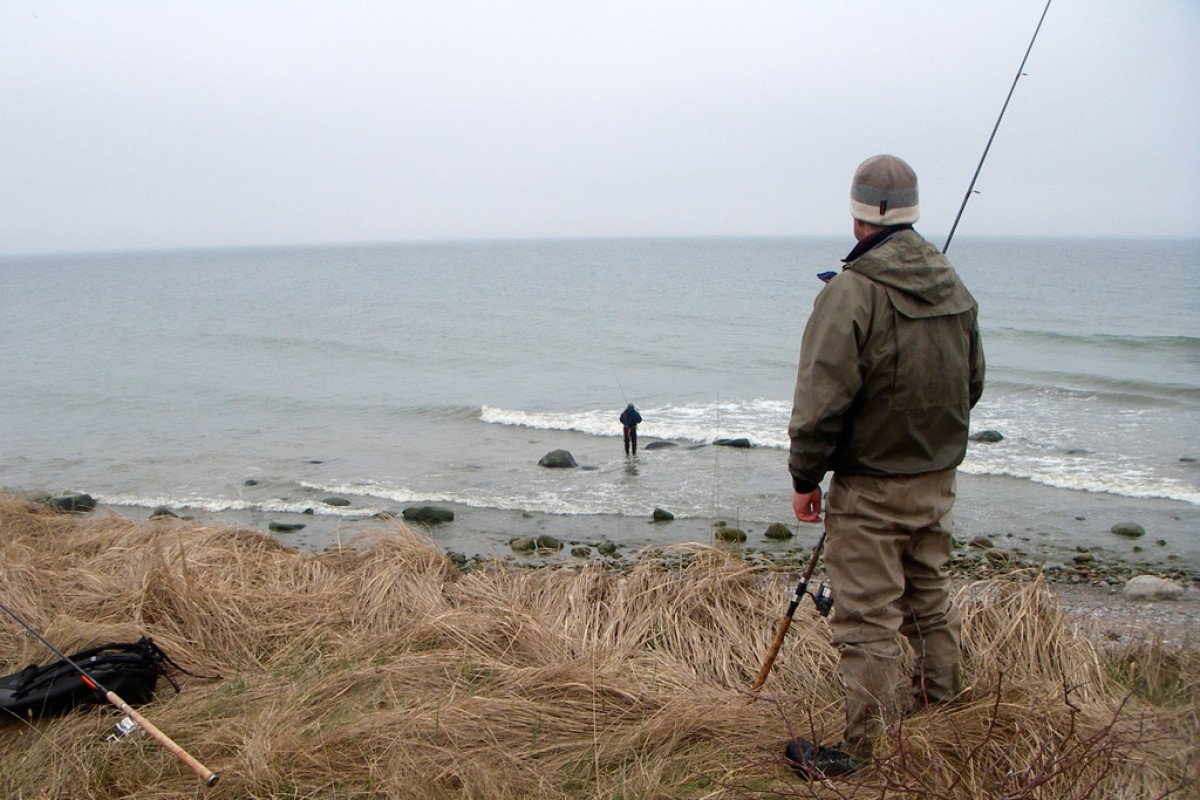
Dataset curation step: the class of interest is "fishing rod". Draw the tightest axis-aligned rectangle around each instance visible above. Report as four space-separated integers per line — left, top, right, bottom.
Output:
747 531 832 702
609 361 630 405
0 599 219 786
943 0 1053 254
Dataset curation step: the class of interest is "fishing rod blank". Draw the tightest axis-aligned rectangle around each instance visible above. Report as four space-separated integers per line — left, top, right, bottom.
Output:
943 0 1053 254
747 531 831 702
0 599 219 786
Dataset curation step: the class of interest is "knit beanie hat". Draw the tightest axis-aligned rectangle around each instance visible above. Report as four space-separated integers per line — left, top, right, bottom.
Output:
850 154 919 225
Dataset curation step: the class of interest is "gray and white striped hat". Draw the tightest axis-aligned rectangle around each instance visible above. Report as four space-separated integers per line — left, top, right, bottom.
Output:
850 154 919 225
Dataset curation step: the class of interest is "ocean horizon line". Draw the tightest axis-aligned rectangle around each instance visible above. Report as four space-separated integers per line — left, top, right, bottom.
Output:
3 232 1197 261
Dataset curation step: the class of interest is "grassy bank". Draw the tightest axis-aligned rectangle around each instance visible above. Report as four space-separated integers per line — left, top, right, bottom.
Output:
1 496 1197 799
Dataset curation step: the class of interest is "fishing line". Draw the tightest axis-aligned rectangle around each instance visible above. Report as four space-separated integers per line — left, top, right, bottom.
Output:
943 0 1053 254
608 361 629 405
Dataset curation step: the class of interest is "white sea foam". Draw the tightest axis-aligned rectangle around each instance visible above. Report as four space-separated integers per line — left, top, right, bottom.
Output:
481 399 792 448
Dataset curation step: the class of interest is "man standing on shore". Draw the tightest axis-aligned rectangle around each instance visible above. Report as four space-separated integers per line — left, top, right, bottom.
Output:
619 403 642 455
785 155 985 778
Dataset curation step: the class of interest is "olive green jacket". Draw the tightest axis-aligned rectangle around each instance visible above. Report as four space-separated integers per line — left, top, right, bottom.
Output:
788 229 985 490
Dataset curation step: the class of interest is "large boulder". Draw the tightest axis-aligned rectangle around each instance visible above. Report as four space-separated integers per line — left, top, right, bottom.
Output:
714 526 746 543
764 522 793 541
714 438 753 449
402 506 455 524
1122 575 1184 601
45 493 96 514
969 430 1005 443
538 450 578 468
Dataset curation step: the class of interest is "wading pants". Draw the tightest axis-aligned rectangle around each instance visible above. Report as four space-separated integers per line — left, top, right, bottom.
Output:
824 469 962 758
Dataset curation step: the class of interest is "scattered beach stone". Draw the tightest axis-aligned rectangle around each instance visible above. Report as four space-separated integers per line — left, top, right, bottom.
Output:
149 506 178 520
714 526 746 543
571 546 591 558
302 508 315 515
713 438 752 448
764 522 793 540
446 551 468 569
969 536 994 549
322 497 351 507
652 507 674 522
1072 552 1095 564
537 449 578 468
1122 575 1184 601
510 535 563 553
269 522 306 533
986 548 1014 565
402 506 455 524
969 430 1004 443
1110 522 1145 538
44 493 96 514
244 479 259 486
643 441 677 450
596 541 618 556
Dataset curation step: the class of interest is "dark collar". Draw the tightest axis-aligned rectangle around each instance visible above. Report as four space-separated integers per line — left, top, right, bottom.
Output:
842 224 913 264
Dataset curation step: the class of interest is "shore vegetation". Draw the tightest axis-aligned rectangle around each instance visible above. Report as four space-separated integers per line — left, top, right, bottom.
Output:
1 495 1196 799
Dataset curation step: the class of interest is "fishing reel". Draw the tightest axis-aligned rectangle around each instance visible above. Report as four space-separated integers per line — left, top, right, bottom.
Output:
808 582 834 617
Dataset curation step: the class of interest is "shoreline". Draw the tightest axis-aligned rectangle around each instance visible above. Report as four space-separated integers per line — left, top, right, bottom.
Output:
88 495 1200 587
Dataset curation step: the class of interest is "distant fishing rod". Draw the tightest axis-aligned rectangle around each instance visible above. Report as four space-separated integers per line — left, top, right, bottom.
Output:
943 0 1053 254
609 361 629 404
0 599 219 786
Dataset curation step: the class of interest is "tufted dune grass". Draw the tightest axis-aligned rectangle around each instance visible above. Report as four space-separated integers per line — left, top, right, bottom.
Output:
0 494 1196 799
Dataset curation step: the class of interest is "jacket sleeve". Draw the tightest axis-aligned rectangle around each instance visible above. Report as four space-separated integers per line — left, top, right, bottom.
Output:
967 307 985 410
788 276 871 491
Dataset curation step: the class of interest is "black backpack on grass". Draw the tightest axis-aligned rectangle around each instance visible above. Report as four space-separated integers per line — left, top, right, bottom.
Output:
0 637 173 721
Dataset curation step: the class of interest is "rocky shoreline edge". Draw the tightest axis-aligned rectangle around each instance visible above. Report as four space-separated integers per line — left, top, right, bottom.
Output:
14 490 1200 648
26 490 1200 590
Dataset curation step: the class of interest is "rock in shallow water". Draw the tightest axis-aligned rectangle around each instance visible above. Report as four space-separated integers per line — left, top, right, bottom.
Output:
402 506 455 524
1110 522 1146 538
538 449 578 468
45 493 96 513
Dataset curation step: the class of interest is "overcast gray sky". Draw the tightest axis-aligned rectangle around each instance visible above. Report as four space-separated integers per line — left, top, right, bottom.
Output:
2 1 1197 254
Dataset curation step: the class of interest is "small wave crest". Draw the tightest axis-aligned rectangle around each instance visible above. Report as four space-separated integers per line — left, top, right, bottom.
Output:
480 400 792 447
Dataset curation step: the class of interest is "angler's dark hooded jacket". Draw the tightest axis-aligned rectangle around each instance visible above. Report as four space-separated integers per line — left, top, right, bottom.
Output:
788 229 985 491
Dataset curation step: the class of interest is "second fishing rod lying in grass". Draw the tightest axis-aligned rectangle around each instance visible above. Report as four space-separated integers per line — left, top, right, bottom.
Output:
0 598 219 786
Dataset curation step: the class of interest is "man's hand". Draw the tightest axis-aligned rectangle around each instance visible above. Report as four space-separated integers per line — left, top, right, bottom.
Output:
793 487 822 523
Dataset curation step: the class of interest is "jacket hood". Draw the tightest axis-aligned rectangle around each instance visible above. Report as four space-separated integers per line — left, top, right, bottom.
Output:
846 229 976 317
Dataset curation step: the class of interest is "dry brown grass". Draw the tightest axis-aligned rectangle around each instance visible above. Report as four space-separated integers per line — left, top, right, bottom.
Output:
0 495 1196 799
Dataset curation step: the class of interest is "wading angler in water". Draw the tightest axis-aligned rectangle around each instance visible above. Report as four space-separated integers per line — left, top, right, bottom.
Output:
785 155 985 779
619 403 642 455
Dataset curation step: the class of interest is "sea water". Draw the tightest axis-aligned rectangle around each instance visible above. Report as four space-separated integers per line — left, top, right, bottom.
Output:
1 237 1197 567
